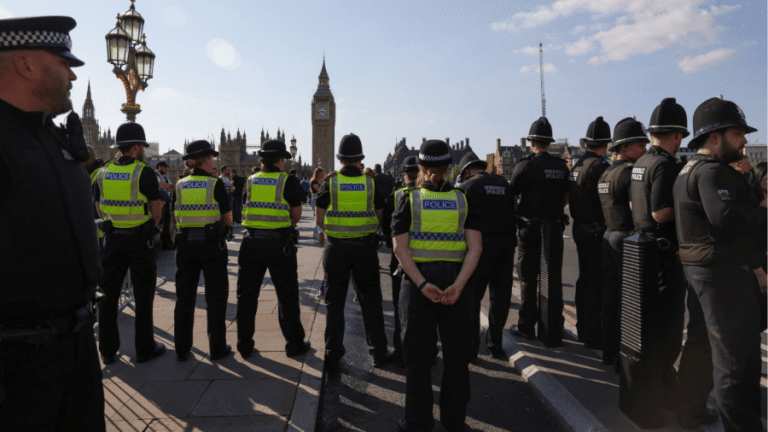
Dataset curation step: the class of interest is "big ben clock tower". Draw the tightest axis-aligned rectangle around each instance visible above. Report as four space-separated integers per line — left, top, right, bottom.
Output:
312 57 336 172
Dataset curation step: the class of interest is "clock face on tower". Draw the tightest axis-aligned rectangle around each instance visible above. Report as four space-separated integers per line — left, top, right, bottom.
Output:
316 106 328 118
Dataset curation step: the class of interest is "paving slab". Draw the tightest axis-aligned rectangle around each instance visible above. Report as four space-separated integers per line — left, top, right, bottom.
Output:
145 416 287 431
191 378 297 417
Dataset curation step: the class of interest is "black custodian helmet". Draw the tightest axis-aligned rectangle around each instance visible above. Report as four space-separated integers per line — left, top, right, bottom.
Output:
609 117 649 152
401 155 419 173
583 116 612 146
647 97 690 138
688 96 758 149
183 140 218 160
337 133 364 162
457 152 487 176
526 117 556 144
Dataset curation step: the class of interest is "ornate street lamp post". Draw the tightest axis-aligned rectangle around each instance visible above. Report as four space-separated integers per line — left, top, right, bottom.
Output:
105 0 155 121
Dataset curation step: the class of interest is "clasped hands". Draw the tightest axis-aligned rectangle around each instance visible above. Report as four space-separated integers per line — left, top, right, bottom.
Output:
421 283 461 305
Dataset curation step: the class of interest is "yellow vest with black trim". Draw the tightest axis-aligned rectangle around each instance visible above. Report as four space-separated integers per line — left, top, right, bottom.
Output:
324 173 379 238
97 160 151 229
174 175 221 228
408 187 468 263
242 171 291 229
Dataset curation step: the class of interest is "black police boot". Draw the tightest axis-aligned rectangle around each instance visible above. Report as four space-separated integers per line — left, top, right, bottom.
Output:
137 342 166 363
677 407 719 429
286 341 311 357
373 351 396 368
210 345 232 361
101 354 117 365
488 344 506 359
512 326 536 340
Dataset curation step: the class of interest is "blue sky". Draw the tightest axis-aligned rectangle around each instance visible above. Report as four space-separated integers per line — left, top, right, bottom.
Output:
2 1 765 165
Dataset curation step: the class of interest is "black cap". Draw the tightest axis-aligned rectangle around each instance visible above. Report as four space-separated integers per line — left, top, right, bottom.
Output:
418 140 452 168
584 116 612 146
258 139 292 159
402 155 419 173
112 122 149 149
183 140 218 160
526 117 556 143
610 117 649 152
155 161 168 168
688 96 758 149
458 152 487 176
337 133 364 162
647 97 689 138
0 16 84 67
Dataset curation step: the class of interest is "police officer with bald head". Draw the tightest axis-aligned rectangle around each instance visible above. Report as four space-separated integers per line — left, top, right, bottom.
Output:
674 97 765 431
0 16 105 430
569 117 611 348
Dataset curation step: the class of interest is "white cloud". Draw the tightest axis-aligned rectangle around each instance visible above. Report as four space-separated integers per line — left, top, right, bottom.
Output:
513 45 539 55
520 63 557 74
206 39 241 71
678 48 737 73
162 4 187 28
0 5 13 18
150 87 187 102
492 0 742 66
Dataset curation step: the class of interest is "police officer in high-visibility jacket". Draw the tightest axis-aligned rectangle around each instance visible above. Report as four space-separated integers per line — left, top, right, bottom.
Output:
315 133 393 370
392 139 482 432
173 140 233 362
236 140 310 359
94 122 165 364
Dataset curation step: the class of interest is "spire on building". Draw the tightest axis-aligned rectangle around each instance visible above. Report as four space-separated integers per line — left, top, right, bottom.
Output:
319 57 328 79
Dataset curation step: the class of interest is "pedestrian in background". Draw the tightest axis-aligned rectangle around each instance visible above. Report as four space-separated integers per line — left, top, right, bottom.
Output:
392 139 482 432
155 160 175 250
231 168 245 224
310 167 325 217
173 140 233 362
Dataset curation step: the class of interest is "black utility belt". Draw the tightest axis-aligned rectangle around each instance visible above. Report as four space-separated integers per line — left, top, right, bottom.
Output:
246 228 287 239
417 261 461 271
327 234 375 245
179 227 213 242
110 227 143 235
0 301 95 344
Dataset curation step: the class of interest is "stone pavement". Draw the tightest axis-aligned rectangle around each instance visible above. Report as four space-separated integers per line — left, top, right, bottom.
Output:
100 205 327 432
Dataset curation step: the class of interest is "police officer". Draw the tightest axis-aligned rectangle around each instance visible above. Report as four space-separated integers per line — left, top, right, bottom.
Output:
236 140 310 359
173 140 232 361
510 117 569 340
597 117 647 365
673 97 765 431
315 133 393 370
392 139 482 432
0 16 105 430
95 121 165 364
456 152 516 359
569 117 611 348
629 97 694 409
382 155 420 367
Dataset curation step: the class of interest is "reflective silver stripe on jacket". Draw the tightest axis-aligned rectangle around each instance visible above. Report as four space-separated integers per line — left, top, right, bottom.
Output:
242 214 290 223
409 249 466 260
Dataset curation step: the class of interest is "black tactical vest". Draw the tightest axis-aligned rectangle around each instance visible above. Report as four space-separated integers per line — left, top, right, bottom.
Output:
598 160 634 232
568 152 607 223
516 153 568 220
629 146 680 239
458 172 515 235
0 101 101 311
674 155 761 266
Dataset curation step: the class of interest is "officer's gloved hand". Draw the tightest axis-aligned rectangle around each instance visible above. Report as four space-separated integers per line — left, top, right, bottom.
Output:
64 111 90 162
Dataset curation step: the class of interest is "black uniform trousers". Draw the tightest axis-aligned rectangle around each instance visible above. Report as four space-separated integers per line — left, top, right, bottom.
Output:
174 236 229 356
470 234 515 351
98 231 158 359
684 264 760 432
517 219 564 334
389 251 403 356
572 220 605 346
160 204 173 248
601 229 631 362
322 235 388 361
400 261 471 432
236 234 306 354
0 324 105 431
